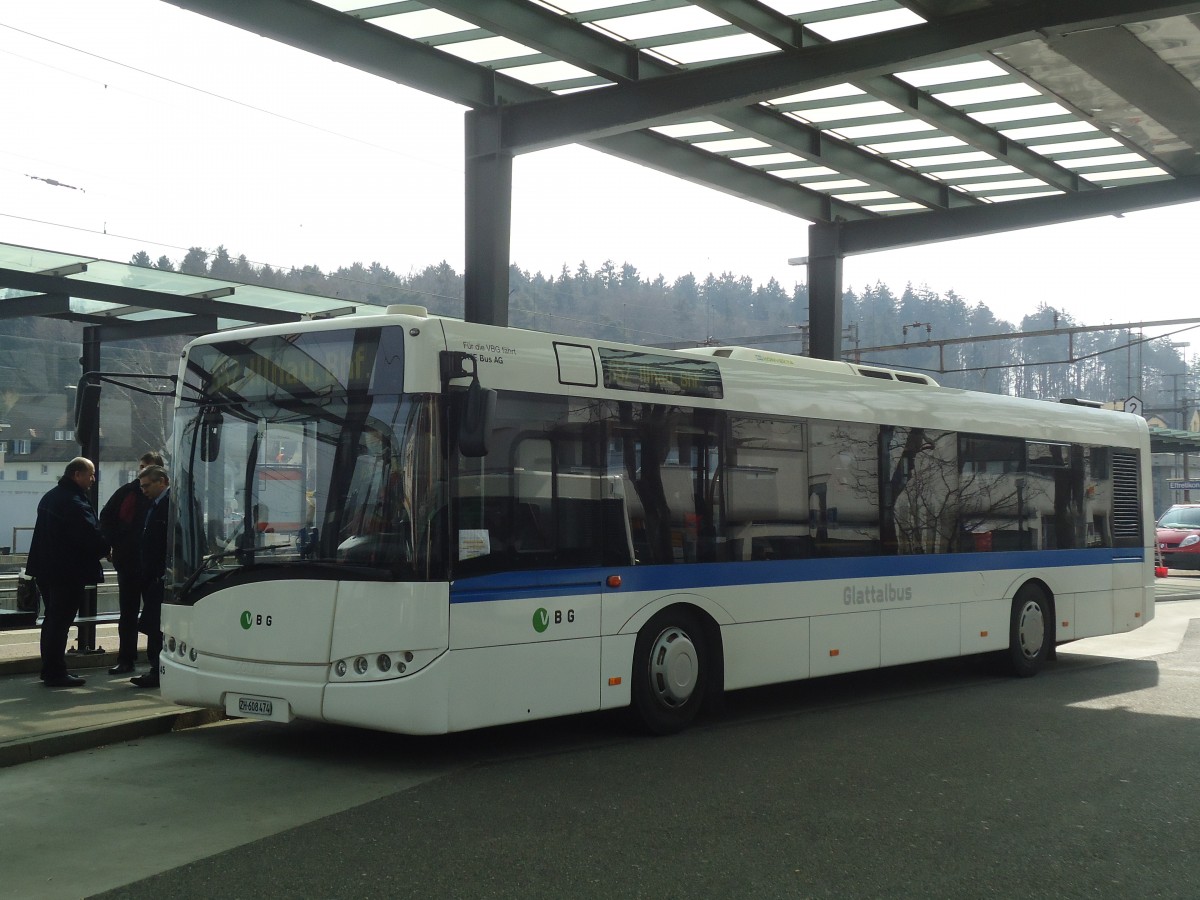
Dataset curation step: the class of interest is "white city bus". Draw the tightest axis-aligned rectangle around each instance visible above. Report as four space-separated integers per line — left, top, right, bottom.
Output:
160 305 1153 734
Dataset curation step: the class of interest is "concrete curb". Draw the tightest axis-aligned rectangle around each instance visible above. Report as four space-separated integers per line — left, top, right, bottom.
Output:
0 650 122 678
0 707 225 769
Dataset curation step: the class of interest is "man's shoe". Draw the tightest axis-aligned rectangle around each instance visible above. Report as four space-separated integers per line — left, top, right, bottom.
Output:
130 674 160 688
108 662 136 675
43 673 86 687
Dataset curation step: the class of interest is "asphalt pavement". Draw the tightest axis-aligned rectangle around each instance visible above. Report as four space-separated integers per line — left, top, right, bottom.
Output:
2 577 1200 770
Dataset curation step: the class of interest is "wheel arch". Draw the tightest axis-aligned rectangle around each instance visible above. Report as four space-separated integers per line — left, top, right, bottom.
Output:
625 595 727 709
1008 578 1057 671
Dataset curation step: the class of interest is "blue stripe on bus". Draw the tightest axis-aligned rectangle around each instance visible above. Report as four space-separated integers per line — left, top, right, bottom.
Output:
449 547 1144 604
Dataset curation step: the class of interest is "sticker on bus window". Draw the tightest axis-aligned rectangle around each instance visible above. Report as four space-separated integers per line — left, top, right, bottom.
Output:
458 529 491 560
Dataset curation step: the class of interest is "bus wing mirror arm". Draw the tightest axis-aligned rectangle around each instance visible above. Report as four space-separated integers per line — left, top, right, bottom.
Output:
441 351 495 458
458 379 496 457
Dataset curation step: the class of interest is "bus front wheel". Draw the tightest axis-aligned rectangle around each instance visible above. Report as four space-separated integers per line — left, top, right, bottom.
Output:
1007 584 1052 678
631 609 708 735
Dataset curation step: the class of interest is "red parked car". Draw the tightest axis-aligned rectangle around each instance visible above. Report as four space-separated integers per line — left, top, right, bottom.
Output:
1156 504 1200 570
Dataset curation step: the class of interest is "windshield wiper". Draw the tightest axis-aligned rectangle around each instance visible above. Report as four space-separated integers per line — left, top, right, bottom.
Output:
175 541 293 596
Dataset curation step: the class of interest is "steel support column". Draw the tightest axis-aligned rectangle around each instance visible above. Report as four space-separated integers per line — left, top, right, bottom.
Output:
807 223 844 361
74 327 103 655
464 109 512 326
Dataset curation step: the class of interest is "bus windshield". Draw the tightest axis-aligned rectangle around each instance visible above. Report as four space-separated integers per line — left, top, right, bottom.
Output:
170 327 444 602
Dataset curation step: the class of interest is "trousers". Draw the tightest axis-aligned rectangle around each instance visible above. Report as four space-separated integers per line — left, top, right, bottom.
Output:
141 578 164 675
38 578 86 680
114 567 143 664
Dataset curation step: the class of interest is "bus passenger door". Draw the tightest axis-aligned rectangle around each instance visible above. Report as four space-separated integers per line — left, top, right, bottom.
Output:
447 438 609 730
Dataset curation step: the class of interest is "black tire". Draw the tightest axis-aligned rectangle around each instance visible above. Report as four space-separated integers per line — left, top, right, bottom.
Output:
1007 584 1052 678
631 609 709 735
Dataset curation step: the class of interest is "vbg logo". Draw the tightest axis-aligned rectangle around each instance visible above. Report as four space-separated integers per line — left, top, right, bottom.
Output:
532 607 574 633
240 610 272 630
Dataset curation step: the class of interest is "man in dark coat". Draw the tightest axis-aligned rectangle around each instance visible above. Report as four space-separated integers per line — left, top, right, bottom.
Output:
26 457 109 687
132 465 170 688
99 451 164 674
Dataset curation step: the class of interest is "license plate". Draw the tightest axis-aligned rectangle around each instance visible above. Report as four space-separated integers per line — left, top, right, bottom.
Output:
226 693 290 722
239 697 273 717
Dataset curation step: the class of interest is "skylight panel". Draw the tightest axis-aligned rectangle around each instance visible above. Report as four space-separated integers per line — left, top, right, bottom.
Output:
983 190 1063 203
1028 137 1123 156
1055 153 1146 170
651 34 780 64
438 36 539 65
933 83 1040 107
590 7 728 41
543 0 668 14
790 100 903 123
1086 167 1168 182
1001 121 1097 141
932 165 1021 181
499 60 598 86
828 119 935 140
807 178 870 190
368 9 476 40
768 84 864 106
832 190 895 201
760 0 885 13
969 103 1070 125
693 137 772 153
733 152 806 166
959 178 1047 193
805 8 924 41
900 151 995 168
770 166 839 179
866 135 966 154
652 122 732 139
894 60 1007 89
863 201 927 213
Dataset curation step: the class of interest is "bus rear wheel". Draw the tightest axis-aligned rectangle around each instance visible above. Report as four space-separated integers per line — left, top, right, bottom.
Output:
1007 584 1052 678
631 609 708 735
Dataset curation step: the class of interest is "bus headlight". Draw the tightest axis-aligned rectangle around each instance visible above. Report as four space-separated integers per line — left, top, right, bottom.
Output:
161 632 199 668
328 648 441 682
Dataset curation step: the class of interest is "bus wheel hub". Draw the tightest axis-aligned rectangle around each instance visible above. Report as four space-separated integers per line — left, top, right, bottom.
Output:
649 626 697 708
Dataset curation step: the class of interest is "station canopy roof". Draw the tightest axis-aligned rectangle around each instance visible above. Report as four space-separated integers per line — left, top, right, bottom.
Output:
0 241 362 341
1150 426 1200 454
168 0 1200 240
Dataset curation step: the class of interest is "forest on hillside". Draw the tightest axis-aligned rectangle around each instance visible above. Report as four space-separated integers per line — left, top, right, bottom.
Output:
3 244 1198 441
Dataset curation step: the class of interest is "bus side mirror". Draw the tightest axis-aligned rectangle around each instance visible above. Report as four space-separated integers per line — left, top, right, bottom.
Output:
458 380 495 458
74 378 101 444
200 406 223 462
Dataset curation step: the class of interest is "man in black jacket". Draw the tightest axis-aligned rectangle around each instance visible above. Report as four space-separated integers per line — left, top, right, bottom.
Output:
99 451 164 674
132 465 170 688
26 457 109 687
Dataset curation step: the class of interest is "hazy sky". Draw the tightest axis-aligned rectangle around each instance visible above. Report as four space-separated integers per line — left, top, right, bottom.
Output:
2 0 1198 344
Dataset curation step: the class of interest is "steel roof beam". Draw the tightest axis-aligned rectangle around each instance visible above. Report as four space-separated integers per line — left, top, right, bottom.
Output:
93 315 220 342
0 293 70 319
495 0 1200 152
168 0 860 223
833 174 1200 255
0 268 302 325
431 0 972 209
692 0 1091 194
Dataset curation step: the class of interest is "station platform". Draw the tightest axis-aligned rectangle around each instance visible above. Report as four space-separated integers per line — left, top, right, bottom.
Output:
0 625 220 768
3 578 1200 769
